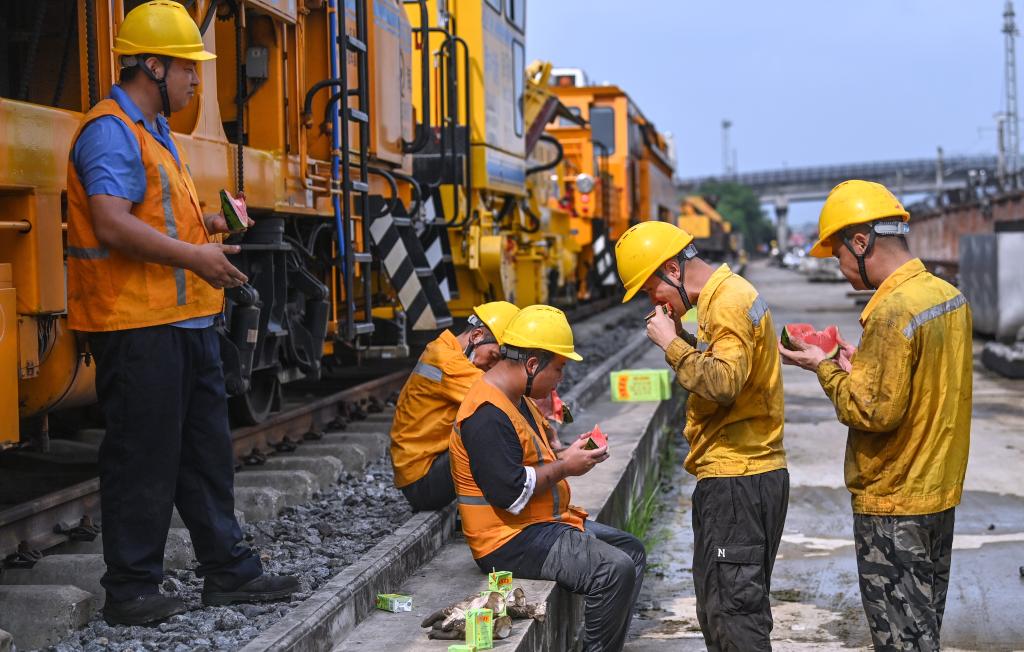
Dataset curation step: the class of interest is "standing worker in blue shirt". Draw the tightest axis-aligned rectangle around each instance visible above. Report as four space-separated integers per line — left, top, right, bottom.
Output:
66 1 297 625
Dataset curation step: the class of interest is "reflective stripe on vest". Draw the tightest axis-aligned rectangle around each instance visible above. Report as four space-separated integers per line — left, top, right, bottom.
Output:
902 294 967 339
413 361 443 382
157 163 187 306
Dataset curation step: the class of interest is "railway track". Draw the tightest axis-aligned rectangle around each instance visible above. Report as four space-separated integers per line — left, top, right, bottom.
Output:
0 296 620 568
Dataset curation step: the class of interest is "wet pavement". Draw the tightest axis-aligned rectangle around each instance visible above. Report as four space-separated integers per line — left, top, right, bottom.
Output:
626 260 1024 652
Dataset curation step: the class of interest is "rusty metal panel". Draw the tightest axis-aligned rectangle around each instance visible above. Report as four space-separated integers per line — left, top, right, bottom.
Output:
960 233 1024 341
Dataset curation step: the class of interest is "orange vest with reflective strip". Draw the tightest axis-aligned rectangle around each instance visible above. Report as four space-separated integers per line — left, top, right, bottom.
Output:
66 99 222 332
450 378 586 560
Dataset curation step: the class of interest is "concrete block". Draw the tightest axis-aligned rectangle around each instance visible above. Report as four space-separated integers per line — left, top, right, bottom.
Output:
164 528 195 571
1 554 106 606
234 486 286 522
261 455 344 488
171 507 246 530
296 442 369 473
233 470 318 506
0 585 95 650
0 627 11 652
321 430 388 461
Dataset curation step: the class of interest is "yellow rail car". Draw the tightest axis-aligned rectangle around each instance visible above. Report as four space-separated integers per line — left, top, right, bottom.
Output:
543 67 676 297
677 195 736 261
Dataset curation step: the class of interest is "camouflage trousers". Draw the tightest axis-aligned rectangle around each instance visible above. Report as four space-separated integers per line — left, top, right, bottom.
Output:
853 507 955 652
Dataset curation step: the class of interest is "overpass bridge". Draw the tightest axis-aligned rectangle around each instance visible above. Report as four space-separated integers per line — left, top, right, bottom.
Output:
677 154 1002 247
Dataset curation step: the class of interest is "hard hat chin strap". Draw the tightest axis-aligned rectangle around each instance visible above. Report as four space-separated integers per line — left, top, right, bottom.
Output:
654 244 699 312
500 345 551 397
132 55 174 117
840 221 909 291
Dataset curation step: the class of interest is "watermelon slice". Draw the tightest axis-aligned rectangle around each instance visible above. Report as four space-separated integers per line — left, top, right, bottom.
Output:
583 425 607 450
781 323 840 358
219 189 250 232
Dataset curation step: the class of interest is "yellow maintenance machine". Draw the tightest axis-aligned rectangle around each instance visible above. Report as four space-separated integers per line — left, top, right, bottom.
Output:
0 0 677 444
677 195 738 262
543 67 677 297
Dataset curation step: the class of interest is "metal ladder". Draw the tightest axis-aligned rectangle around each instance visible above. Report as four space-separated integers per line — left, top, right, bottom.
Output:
333 0 374 340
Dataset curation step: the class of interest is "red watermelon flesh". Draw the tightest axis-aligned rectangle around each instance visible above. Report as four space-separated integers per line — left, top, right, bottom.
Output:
219 189 250 231
781 323 840 358
583 425 607 450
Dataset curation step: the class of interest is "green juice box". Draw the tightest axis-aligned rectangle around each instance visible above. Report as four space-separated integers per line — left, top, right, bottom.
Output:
465 607 493 650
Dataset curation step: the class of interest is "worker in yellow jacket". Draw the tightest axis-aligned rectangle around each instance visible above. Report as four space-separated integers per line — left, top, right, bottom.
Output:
615 221 787 651
390 302 519 511
450 305 645 652
779 180 972 651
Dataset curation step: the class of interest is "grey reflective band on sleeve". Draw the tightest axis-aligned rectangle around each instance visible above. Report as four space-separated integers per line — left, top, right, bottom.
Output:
747 295 769 327
413 361 443 382
902 294 967 339
457 495 489 506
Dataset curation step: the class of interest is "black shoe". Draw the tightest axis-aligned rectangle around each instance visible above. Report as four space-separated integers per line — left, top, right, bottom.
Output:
201 574 300 607
103 594 187 626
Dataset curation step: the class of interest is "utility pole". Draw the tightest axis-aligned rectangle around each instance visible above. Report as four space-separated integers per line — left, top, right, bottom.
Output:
1004 1 1020 185
721 119 733 177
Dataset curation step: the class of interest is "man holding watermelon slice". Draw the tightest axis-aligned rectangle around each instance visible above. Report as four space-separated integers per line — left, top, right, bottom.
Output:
615 221 788 651
779 180 972 652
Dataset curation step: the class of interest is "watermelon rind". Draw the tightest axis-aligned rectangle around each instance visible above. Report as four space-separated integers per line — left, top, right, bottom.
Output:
220 189 247 231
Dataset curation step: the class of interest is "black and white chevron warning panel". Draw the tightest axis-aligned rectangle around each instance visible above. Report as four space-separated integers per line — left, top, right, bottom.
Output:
369 213 454 331
592 223 618 287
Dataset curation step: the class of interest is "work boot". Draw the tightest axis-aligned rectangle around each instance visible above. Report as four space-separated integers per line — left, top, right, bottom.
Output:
202 574 300 606
103 594 187 626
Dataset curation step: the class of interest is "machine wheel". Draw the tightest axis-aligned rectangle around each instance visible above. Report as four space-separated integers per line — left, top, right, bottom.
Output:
229 370 280 426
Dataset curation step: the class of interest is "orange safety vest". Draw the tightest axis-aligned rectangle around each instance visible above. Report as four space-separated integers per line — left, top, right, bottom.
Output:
66 99 223 332
390 330 483 488
450 378 586 560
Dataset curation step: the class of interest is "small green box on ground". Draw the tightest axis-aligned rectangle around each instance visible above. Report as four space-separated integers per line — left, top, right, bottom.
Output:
610 369 671 402
448 645 477 652
465 607 494 649
375 593 412 612
487 570 513 595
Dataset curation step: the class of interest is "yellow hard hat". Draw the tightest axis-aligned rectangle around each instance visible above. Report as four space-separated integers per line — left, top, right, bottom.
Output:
471 301 520 344
810 180 909 258
614 221 695 302
501 305 583 362
114 1 216 62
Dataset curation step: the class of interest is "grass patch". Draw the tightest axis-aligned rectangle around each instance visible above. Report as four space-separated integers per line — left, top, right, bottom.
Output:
624 425 679 547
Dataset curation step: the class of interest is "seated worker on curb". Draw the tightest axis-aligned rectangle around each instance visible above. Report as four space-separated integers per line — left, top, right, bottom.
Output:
779 181 972 652
615 222 787 652
450 305 646 652
390 302 520 511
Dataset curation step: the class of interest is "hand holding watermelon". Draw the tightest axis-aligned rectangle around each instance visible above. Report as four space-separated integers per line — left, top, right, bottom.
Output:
207 190 255 234
778 323 852 372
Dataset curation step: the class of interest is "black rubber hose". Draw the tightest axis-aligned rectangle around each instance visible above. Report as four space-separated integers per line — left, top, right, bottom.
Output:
235 6 245 193
19 2 47 100
391 170 423 218
401 0 431 153
519 199 541 234
367 166 400 217
302 78 345 126
85 0 99 107
199 0 222 35
526 134 564 176
52 0 77 105
444 35 473 228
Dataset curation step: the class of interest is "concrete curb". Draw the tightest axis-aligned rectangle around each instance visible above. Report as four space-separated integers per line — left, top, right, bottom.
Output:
241 331 655 651
561 328 650 412
239 505 456 652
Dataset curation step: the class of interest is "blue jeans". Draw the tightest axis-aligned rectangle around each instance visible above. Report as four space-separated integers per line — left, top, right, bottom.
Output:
89 325 262 602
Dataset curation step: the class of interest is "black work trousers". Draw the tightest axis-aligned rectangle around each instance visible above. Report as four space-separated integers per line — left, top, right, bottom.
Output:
90 325 262 603
400 450 456 512
538 520 647 652
692 468 789 652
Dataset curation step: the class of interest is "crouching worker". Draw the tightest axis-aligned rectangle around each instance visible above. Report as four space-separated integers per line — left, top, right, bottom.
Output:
390 302 520 511
615 221 787 651
450 305 646 652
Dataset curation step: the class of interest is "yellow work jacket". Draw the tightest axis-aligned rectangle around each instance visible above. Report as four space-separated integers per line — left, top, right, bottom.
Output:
449 378 585 560
390 330 482 488
665 264 787 479
66 99 222 331
817 258 972 516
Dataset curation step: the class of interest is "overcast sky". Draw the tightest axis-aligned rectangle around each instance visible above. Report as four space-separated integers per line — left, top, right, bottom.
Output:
527 1 1012 224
